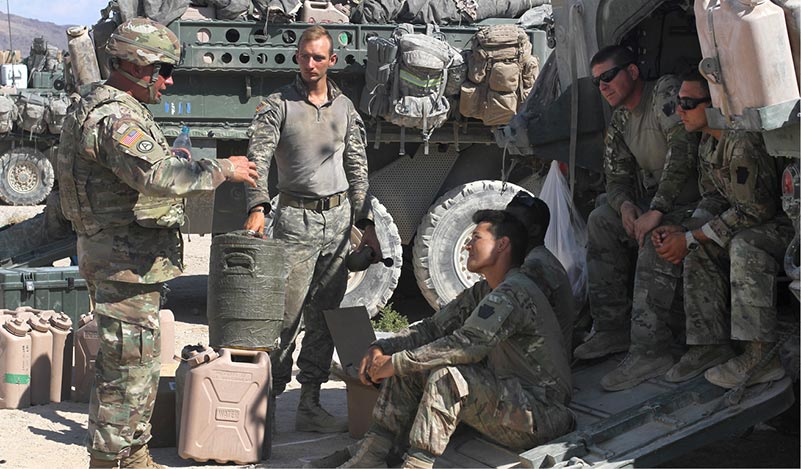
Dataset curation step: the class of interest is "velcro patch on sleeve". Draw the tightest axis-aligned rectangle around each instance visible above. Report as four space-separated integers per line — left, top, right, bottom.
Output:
117 127 146 148
464 291 514 335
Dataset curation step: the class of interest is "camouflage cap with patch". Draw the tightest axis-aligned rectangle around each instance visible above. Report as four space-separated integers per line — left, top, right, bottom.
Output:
106 17 180 67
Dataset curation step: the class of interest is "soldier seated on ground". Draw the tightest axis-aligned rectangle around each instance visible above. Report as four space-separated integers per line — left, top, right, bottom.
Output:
652 70 792 389
575 45 700 392
308 206 574 469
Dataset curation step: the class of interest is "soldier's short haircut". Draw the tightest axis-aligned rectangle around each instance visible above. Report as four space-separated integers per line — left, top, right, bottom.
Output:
472 209 528 266
299 25 334 56
680 68 711 97
590 45 637 69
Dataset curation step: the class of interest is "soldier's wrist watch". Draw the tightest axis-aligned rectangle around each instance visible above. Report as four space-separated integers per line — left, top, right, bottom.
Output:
685 231 700 251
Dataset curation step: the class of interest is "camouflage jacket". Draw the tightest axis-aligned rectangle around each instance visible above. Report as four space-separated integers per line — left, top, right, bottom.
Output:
58 84 234 283
246 75 372 225
603 76 699 214
374 268 572 404
696 131 787 246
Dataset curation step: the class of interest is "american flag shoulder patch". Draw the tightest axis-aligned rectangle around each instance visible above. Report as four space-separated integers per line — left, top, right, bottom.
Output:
118 128 145 148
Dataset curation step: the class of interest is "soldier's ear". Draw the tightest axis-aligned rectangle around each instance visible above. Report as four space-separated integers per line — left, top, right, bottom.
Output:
497 236 510 252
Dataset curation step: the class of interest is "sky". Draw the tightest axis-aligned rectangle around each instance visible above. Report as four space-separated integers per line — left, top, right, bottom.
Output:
1 0 110 26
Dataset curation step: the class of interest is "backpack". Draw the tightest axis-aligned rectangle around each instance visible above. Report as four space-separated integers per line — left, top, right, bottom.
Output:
359 24 464 155
17 93 48 135
459 24 539 127
46 95 71 134
0 94 17 134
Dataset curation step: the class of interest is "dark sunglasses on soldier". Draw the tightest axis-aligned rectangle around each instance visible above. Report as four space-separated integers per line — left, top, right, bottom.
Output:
677 95 711 110
591 62 633 87
156 63 174 79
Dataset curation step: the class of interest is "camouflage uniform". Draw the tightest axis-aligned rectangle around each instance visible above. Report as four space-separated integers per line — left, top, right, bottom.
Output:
57 83 234 460
587 76 699 354
445 245 575 358
246 75 370 391
684 132 792 344
370 269 574 456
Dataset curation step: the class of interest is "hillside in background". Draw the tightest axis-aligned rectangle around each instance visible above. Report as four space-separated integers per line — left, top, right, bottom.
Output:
0 12 73 56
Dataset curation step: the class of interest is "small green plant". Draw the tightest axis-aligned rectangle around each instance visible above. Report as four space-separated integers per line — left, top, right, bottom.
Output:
371 303 409 332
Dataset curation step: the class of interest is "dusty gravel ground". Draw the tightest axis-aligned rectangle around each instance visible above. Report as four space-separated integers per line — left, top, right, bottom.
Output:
0 206 798 469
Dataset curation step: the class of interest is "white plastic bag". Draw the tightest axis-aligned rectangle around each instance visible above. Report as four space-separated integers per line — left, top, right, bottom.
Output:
540 160 588 305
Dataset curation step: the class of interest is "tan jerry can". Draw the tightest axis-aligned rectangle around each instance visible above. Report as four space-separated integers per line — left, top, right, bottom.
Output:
47 313 72 403
0 317 32 409
27 315 53 405
178 348 271 464
72 313 99 403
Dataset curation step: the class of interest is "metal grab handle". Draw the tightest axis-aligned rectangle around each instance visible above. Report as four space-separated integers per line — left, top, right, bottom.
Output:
222 252 255 275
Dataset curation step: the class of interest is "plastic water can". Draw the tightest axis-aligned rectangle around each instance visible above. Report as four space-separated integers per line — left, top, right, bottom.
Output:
72 313 99 403
695 0 800 120
28 316 53 405
175 344 215 443
160 309 176 364
0 317 32 409
48 313 73 403
178 348 271 464
301 1 349 23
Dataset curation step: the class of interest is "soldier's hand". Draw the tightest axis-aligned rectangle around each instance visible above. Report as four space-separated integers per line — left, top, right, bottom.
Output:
356 224 383 264
634 209 663 248
651 225 683 248
620 201 642 239
226 156 259 188
359 346 384 385
369 354 395 383
654 231 689 264
244 210 266 234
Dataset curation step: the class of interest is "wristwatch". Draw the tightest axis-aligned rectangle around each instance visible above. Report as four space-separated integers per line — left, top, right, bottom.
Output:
685 231 700 251
249 204 267 214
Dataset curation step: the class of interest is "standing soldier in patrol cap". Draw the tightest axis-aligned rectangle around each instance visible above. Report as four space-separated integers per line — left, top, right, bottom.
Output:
57 18 258 468
244 25 381 433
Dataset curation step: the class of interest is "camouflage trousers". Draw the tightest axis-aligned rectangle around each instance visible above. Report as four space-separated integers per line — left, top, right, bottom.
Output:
587 201 692 355
684 221 794 344
270 199 351 391
86 280 162 461
370 365 573 456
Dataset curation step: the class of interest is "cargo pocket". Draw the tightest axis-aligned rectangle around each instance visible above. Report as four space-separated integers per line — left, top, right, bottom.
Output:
733 271 775 308
459 81 485 119
484 90 517 126
494 381 535 434
488 61 520 93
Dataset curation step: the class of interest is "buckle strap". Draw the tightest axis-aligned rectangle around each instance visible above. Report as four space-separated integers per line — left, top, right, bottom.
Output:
279 191 347 212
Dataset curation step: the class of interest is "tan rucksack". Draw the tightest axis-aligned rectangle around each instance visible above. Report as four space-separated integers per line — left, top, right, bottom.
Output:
459 24 539 127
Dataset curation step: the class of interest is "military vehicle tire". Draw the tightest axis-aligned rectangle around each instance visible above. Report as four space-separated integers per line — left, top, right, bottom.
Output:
265 194 402 318
0 147 54 206
413 180 532 310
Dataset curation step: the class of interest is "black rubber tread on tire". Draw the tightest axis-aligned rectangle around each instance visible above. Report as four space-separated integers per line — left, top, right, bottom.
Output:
412 180 532 310
0 146 54 206
265 194 403 318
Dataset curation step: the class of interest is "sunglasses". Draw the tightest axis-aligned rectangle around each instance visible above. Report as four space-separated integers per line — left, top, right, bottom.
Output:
677 96 711 110
591 62 633 87
155 63 174 79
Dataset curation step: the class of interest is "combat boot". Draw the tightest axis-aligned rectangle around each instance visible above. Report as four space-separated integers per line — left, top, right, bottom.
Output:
304 448 353 468
574 330 630 360
600 353 673 391
119 445 163 469
401 450 435 469
337 431 392 468
88 456 118 468
705 341 785 389
296 383 348 433
665 344 736 383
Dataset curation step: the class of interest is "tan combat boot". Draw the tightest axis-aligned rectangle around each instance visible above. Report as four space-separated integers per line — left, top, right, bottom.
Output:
665 344 736 383
303 447 353 468
88 456 119 468
573 330 630 360
704 341 785 389
296 383 348 433
600 353 674 391
401 451 435 469
337 432 392 468
119 445 163 469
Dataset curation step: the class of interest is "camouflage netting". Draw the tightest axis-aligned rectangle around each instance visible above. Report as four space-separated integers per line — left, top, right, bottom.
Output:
351 0 551 24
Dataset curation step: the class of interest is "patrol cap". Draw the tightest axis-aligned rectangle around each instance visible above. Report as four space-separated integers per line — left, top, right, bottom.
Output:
105 17 180 67
504 191 550 246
